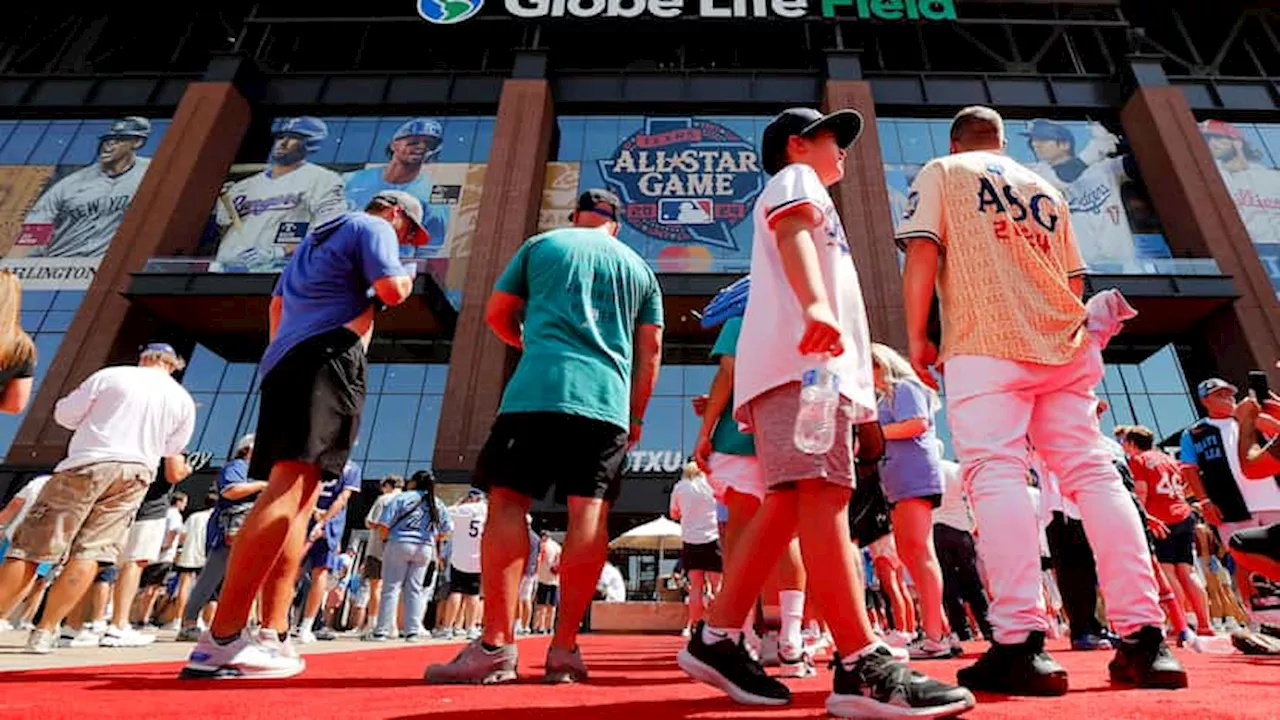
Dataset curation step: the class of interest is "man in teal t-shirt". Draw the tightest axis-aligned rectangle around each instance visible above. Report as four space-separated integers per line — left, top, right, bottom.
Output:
427 188 664 687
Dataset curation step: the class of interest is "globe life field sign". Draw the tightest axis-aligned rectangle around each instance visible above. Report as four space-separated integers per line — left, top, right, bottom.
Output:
417 0 956 21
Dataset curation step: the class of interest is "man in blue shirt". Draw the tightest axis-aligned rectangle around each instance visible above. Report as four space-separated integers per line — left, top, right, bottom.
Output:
426 189 664 686
183 191 416 681
292 460 362 643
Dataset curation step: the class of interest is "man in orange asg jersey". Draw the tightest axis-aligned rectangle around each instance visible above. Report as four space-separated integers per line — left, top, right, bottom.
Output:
896 106 1186 696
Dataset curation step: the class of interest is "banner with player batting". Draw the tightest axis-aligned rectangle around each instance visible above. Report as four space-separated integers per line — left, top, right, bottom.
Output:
199 115 495 303
1197 120 1280 297
881 118 1174 274
0 117 172 289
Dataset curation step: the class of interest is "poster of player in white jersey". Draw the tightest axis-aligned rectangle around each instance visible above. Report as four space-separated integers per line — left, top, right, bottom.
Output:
1 117 161 288
1200 120 1280 246
210 117 346 272
343 118 452 259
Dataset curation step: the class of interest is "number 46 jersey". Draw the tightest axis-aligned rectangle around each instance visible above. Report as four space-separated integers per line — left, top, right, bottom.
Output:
447 501 489 574
1129 449 1192 525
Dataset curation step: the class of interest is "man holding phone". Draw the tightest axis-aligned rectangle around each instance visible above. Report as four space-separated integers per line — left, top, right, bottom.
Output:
1180 376 1280 620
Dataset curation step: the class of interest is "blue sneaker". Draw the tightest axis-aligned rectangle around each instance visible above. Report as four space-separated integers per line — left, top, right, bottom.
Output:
1071 633 1113 651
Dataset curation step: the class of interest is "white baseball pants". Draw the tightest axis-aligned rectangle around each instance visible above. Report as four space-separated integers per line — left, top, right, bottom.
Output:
945 338 1164 645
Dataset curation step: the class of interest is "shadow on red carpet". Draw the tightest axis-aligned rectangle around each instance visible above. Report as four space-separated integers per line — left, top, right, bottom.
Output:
0 635 1273 719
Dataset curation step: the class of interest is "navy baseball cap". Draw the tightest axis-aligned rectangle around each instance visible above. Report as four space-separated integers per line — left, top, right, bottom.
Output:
1197 378 1237 399
761 108 863 176
571 188 622 222
371 190 429 246
141 343 178 357
1021 119 1074 145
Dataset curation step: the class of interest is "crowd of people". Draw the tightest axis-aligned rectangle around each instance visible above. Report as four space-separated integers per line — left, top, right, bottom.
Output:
0 103 1277 719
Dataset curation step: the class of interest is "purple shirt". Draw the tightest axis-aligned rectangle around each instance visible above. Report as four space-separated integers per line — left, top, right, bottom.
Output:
260 213 405 379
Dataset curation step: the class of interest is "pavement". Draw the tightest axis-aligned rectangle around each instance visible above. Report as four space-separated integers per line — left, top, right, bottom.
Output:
0 627 474 672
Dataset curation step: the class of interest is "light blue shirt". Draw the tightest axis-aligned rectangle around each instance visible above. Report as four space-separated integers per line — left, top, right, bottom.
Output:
380 491 452 545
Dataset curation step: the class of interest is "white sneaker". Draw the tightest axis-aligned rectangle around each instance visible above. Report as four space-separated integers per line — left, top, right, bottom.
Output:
180 630 305 680
164 620 181 632
295 627 318 645
0 619 13 632
100 625 156 648
907 636 952 660
778 643 817 678
466 627 482 641
60 626 103 648
256 629 300 659
882 630 913 648
25 628 56 654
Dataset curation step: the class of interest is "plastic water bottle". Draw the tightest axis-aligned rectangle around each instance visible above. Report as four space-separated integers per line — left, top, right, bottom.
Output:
794 364 839 454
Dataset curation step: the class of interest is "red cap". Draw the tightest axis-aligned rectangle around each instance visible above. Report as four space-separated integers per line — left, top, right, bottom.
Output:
1199 119 1244 141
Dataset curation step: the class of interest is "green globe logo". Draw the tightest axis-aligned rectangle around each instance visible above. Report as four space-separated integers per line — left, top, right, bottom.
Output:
417 0 483 24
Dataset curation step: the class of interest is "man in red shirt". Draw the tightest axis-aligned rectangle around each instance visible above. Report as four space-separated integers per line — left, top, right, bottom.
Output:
1123 426 1215 638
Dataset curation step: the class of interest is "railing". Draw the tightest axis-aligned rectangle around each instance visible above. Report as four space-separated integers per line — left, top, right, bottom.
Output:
1085 258 1224 276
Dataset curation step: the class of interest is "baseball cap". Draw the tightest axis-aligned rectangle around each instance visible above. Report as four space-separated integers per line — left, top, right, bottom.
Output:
371 190 429 246
1199 119 1244 141
571 188 622 222
760 108 863 176
1197 378 1237 399
1021 119 1074 145
467 488 485 499
141 342 178 357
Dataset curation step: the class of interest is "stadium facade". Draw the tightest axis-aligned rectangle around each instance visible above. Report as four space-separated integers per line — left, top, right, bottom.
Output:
1 1 1280 536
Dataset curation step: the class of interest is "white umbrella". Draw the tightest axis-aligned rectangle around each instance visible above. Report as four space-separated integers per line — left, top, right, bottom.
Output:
609 516 683 551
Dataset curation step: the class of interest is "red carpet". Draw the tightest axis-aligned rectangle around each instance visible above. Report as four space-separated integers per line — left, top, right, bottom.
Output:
0 635 1276 719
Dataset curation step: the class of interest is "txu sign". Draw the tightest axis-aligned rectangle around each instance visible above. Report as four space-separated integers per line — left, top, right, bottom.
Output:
418 0 956 22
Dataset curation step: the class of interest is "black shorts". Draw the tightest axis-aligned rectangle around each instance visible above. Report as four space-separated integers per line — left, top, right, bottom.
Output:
249 328 367 482
174 565 201 574
1229 523 1279 563
140 562 172 588
474 412 628 504
1154 517 1197 565
362 556 383 580
535 582 560 606
681 541 723 573
450 568 482 597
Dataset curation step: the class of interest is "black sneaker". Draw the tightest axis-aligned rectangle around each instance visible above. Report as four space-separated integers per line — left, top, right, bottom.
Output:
677 622 790 706
1109 626 1188 689
956 631 1068 696
827 645 975 719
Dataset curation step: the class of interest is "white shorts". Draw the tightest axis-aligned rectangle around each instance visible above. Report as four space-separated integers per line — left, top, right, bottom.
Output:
123 518 166 564
708 453 765 502
519 575 537 601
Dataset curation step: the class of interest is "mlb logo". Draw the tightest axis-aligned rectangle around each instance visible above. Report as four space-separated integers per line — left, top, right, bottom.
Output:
658 198 714 226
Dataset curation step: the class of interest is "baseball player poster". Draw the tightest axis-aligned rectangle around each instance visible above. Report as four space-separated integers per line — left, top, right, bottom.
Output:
0 116 168 289
203 115 491 300
1198 119 1280 295
881 117 1173 272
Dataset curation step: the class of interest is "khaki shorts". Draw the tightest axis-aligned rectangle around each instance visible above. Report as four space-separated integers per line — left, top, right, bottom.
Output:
745 382 857 492
7 462 154 565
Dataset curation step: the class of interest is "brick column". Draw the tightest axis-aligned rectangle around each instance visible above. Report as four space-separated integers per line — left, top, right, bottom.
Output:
433 79 555 476
7 81 253 465
823 77 908 352
1119 62 1280 386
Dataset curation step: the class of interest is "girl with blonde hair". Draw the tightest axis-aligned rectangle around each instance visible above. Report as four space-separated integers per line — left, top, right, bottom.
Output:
871 342 951 659
0 271 35 414
671 461 722 636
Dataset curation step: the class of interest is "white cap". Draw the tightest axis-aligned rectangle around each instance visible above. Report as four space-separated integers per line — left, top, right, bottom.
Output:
234 433 255 455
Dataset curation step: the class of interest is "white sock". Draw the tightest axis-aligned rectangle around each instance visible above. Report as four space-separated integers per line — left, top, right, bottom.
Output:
299 614 317 633
702 625 742 646
779 590 804 651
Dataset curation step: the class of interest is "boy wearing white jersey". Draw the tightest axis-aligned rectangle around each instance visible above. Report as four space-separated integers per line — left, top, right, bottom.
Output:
436 489 488 638
212 117 346 272
677 107 974 720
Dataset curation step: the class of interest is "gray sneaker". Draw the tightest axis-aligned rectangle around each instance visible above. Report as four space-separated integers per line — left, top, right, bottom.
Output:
424 640 518 685
544 645 589 684
25 628 56 655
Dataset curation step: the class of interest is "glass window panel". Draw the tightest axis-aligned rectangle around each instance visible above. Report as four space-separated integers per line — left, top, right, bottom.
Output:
1102 364 1125 394
1149 394 1197 441
28 121 80 165
927 121 952 158
1108 393 1136 426
22 291 54 312
0 121 50 164
877 120 902 164
308 118 347 166
200 393 249 458
335 119 379 164
1138 346 1188 395
653 366 684 396
472 118 495 162
189 392 217 450
683 366 717 397
897 121 935 164
424 364 450 394
0 415 20 461
237 393 261 441
382 364 426 394
38 311 75 333
636 397 684 453
366 365 388 394
411 394 444 463
0 121 16 152
366 394 419 460
63 121 112 166
370 117 409 163
353 396 379 464
31 333 64 392
141 121 170 155
1130 394 1159 433
437 118 479 163
220 363 258 393
364 461 410 480
20 312 43 330
556 118 587 162
183 346 226 393
51 291 84 310
1255 125 1280 170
